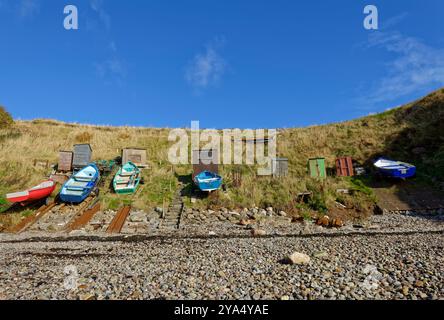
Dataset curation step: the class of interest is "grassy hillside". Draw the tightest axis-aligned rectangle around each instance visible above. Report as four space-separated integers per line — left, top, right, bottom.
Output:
0 88 443 227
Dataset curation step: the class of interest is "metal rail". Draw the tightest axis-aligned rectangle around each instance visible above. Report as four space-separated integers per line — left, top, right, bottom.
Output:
106 206 132 234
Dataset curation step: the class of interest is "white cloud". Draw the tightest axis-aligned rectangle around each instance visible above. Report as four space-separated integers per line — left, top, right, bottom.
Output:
90 0 111 30
18 0 39 18
185 40 227 91
94 56 127 84
360 31 444 106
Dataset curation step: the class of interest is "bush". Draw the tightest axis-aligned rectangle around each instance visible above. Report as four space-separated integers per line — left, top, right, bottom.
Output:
0 106 13 128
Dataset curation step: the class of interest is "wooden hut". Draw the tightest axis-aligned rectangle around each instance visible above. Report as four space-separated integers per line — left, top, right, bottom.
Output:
308 157 326 179
73 144 92 170
272 158 288 178
192 149 219 180
122 148 147 168
58 151 73 172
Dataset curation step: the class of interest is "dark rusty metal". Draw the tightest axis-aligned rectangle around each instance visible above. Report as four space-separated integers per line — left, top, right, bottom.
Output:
107 206 131 234
9 202 58 234
66 202 101 232
336 157 354 177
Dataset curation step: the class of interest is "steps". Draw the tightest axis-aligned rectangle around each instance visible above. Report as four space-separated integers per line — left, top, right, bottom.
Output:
158 185 184 231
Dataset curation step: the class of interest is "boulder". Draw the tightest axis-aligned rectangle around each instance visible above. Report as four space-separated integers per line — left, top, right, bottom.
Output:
317 215 330 227
285 252 311 265
331 218 344 228
251 229 266 237
129 212 146 223
155 207 163 214
239 219 251 226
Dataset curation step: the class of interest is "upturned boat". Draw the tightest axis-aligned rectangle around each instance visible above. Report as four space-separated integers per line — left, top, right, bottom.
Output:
373 158 416 179
113 161 141 194
194 171 222 192
59 163 100 203
6 180 56 205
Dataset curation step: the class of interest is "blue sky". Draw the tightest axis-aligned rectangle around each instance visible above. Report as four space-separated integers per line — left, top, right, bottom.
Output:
1 0 443 128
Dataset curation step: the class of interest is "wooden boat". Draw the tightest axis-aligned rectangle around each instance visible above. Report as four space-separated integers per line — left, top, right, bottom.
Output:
373 158 416 179
6 180 56 205
59 163 100 203
113 161 141 194
194 171 222 192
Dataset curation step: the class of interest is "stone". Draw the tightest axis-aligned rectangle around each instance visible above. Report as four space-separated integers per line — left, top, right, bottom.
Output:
415 280 424 288
208 210 215 214
278 211 287 217
266 207 273 212
208 231 216 236
286 252 311 265
412 147 426 155
155 207 163 214
239 219 251 226
331 218 344 228
129 212 146 223
402 286 409 296
313 251 329 259
251 229 266 237
317 215 330 227
280 295 290 300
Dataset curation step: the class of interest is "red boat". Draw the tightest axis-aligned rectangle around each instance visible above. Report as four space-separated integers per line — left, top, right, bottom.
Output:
6 180 56 205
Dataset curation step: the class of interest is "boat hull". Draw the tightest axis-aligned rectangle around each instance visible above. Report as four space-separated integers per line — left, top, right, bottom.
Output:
374 158 416 179
6 180 56 204
113 162 140 194
194 171 223 192
59 164 100 204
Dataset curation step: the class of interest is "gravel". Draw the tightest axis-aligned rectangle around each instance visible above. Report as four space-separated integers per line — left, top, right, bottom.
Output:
0 232 442 300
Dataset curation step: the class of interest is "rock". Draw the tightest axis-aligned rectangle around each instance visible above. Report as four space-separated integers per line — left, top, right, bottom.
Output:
402 286 409 296
285 252 311 265
251 229 266 237
313 251 328 259
69 230 87 236
229 211 240 216
208 231 216 236
208 210 215 214
412 147 426 155
266 207 273 212
415 280 424 288
331 218 344 228
191 197 197 204
278 211 287 217
129 212 146 223
280 295 290 300
239 219 251 226
155 207 163 214
80 293 96 300
317 215 330 227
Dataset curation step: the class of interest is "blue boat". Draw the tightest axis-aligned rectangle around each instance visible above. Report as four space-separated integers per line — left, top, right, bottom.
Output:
373 158 416 179
194 171 223 192
59 163 100 203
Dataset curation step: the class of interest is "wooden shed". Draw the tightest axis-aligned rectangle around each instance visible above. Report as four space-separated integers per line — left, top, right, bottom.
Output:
58 151 73 172
336 157 354 177
272 158 288 178
73 144 92 169
122 148 147 167
192 149 219 180
308 158 326 179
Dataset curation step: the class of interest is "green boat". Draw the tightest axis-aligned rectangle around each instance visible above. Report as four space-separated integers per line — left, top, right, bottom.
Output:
113 162 141 194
